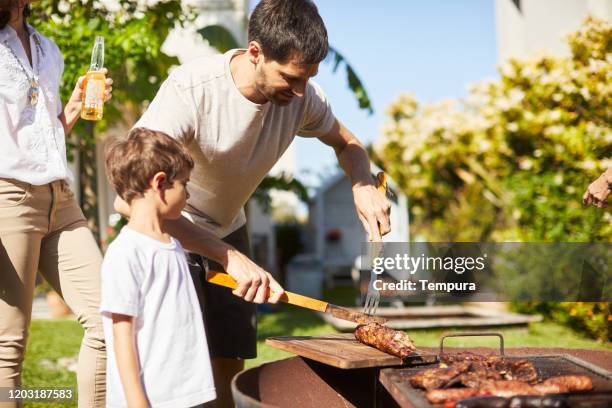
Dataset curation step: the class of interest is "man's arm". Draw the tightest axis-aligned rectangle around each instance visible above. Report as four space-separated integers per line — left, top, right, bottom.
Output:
317 119 391 241
112 314 149 408
113 197 284 304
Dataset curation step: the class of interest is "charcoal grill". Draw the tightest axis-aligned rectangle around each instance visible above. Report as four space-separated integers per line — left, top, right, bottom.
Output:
233 331 612 408
380 332 612 408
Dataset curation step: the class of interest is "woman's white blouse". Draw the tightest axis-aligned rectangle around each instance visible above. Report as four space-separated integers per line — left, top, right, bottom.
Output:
0 24 72 185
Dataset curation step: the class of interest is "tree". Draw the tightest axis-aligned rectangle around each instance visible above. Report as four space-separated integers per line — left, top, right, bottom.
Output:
374 16 611 242
30 0 190 240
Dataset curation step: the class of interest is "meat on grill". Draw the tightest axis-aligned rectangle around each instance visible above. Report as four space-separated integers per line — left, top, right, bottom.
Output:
532 383 568 395
409 361 471 390
426 375 594 405
458 369 503 388
426 387 479 404
538 375 593 392
411 356 538 390
414 353 594 406
502 360 539 384
478 380 539 398
353 323 416 359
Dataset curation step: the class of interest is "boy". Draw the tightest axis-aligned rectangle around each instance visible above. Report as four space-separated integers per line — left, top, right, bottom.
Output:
101 128 215 408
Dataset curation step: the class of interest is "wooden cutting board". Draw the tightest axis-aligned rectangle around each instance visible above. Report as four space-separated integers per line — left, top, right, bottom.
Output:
265 333 437 369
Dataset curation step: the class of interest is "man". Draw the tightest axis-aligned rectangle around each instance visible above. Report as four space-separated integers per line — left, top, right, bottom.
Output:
127 0 391 405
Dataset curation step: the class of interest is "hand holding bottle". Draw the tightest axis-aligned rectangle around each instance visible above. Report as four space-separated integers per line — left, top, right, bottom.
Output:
60 67 113 134
81 35 108 121
68 68 113 108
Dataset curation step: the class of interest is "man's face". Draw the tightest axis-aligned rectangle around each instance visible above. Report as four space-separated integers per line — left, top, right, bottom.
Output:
254 53 319 106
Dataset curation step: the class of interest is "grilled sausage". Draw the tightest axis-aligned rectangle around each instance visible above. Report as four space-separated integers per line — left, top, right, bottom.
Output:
426 388 479 404
478 380 538 398
538 375 593 392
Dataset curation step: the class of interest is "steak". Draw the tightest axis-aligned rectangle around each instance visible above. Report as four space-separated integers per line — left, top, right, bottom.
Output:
410 361 472 390
353 323 416 359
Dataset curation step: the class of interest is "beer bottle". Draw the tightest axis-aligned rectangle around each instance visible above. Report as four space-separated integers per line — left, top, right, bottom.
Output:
81 36 105 121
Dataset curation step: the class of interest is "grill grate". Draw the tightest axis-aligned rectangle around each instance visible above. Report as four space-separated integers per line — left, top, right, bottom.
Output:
380 355 612 408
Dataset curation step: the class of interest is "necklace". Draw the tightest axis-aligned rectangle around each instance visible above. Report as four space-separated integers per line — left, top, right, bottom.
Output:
1 33 43 106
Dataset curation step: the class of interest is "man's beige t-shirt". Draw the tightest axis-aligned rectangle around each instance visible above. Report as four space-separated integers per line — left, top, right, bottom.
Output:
135 49 336 237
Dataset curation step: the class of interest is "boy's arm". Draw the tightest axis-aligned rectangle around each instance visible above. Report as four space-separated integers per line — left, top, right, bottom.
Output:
112 313 149 408
112 196 284 304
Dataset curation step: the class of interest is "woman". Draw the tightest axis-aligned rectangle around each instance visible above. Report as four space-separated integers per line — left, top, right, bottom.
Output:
0 1 112 407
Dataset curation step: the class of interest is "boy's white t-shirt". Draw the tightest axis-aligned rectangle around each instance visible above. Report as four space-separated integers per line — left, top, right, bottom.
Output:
100 226 215 408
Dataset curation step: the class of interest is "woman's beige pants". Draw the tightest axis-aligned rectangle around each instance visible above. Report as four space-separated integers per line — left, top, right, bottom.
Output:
0 178 105 407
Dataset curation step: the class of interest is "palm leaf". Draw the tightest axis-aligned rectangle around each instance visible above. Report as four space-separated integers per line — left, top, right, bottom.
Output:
197 24 240 53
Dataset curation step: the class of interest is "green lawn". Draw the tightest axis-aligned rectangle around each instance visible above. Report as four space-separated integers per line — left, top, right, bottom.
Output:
22 306 610 407
22 320 82 408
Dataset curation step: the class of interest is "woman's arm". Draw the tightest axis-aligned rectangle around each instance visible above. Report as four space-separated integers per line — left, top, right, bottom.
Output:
59 68 113 135
112 313 149 408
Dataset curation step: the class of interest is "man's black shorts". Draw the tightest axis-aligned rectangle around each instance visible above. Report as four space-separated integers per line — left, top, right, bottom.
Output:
187 225 257 359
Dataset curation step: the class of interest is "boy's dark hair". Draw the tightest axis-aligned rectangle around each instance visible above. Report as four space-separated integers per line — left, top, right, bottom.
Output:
105 128 194 204
248 0 328 64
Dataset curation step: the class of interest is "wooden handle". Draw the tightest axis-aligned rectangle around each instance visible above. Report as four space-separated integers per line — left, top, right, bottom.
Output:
206 271 329 313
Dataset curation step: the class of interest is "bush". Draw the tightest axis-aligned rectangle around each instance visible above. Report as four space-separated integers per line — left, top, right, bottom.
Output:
374 16 611 242
374 17 611 340
512 302 611 342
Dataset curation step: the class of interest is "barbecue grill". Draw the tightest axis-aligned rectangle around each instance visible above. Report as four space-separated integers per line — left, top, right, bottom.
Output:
232 332 612 408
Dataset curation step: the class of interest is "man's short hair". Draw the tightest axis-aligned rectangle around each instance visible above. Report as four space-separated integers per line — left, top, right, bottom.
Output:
105 128 194 204
248 0 329 64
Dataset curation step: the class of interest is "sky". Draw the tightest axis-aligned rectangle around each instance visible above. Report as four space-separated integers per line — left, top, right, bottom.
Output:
250 0 499 188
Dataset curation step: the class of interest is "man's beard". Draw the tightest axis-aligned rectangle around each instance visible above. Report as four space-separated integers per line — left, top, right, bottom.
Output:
258 86 293 106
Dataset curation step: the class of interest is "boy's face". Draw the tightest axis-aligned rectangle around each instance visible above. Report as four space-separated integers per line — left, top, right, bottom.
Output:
159 174 190 220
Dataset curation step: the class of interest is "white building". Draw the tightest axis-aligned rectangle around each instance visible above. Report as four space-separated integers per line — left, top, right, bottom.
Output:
307 167 409 286
495 0 612 63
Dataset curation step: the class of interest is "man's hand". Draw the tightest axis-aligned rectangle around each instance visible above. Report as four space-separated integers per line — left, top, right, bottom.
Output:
318 120 392 241
353 183 391 242
163 216 285 304
583 169 611 208
223 248 284 304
